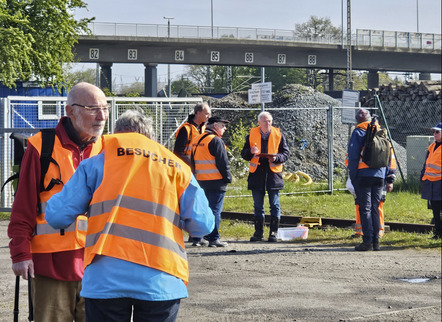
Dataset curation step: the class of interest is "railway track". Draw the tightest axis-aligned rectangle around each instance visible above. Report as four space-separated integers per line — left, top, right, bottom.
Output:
221 211 434 234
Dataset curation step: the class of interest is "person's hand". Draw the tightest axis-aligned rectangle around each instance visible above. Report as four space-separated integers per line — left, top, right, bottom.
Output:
12 260 34 280
251 146 259 155
270 156 277 163
386 183 393 193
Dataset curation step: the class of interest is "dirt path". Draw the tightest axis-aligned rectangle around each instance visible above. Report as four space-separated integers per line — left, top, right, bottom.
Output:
1 220 440 321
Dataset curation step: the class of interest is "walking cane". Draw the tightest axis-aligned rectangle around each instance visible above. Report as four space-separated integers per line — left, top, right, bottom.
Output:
28 277 34 321
13 276 19 322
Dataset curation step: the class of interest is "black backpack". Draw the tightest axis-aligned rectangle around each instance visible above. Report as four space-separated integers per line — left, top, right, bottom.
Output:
1 129 62 194
361 117 392 169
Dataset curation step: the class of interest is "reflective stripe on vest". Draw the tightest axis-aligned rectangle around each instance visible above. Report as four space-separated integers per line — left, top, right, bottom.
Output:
27 132 99 253
422 142 442 181
86 133 191 283
175 122 205 159
248 126 283 173
192 133 223 181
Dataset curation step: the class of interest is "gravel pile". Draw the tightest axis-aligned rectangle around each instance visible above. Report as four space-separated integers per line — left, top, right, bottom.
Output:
207 84 406 181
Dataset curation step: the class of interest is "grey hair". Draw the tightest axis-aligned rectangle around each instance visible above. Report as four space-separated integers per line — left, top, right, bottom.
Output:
114 109 156 140
258 111 272 122
193 102 210 114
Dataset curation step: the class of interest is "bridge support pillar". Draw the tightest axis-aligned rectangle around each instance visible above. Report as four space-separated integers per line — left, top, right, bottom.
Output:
145 64 158 97
419 73 431 80
367 70 379 89
99 63 112 92
328 69 334 91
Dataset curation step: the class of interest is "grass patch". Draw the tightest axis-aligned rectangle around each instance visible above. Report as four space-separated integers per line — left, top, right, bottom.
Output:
215 220 441 250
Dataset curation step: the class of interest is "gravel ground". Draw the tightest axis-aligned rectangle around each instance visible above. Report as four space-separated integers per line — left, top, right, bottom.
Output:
1 220 440 322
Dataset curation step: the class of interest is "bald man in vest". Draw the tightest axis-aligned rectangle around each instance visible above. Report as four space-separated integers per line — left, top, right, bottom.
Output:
45 109 214 321
241 111 290 242
8 82 108 321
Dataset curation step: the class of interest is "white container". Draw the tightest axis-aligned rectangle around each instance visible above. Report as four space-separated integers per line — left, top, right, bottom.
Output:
277 226 309 241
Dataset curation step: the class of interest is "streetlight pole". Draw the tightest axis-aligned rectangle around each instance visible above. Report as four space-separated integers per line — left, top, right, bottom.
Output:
163 16 174 97
211 0 214 38
416 0 419 33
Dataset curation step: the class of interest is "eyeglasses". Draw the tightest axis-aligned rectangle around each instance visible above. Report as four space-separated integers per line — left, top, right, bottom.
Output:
71 104 110 115
433 130 440 134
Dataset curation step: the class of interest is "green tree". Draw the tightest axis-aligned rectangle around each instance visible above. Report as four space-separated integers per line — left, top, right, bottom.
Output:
0 0 93 89
294 15 341 40
64 66 97 86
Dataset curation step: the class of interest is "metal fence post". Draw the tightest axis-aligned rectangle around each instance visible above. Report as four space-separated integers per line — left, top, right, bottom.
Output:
327 105 334 194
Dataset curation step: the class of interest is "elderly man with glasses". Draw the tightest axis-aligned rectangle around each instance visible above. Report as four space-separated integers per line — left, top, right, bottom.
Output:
8 82 108 322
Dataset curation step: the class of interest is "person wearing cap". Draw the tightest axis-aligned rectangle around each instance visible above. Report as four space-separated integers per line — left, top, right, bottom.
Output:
420 122 441 239
191 116 232 247
174 102 211 166
241 111 290 242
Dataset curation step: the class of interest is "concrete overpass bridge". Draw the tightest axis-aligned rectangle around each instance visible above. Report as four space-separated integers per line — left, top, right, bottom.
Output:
75 22 442 95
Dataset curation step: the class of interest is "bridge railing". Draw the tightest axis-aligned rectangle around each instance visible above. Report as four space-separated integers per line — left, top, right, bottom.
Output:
85 22 441 50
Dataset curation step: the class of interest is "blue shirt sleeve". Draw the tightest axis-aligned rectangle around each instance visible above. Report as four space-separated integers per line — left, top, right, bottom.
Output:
45 154 104 229
179 175 215 237
347 128 365 185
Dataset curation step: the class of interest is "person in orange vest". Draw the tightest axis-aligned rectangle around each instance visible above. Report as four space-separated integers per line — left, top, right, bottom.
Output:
191 116 232 247
45 109 214 321
347 108 393 251
174 102 211 166
347 141 397 238
7 82 108 321
420 122 441 239
241 111 290 242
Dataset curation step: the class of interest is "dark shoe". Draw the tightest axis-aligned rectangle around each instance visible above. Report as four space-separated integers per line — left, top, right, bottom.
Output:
355 242 373 251
350 234 362 239
431 234 441 240
208 239 228 247
192 239 208 247
187 236 193 242
373 243 380 251
268 235 278 242
250 235 263 242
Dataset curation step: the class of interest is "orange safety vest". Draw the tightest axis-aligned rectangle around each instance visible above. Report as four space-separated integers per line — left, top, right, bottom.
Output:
175 122 206 160
344 121 389 170
28 133 102 253
85 133 191 284
248 126 283 173
192 133 223 181
422 142 442 182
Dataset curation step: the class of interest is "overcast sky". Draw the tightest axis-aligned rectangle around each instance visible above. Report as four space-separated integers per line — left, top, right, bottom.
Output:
73 0 442 88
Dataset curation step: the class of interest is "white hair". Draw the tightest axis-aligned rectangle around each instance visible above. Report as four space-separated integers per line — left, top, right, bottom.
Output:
258 111 272 122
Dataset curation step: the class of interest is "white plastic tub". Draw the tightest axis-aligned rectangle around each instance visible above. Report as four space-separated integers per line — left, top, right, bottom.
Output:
277 226 309 241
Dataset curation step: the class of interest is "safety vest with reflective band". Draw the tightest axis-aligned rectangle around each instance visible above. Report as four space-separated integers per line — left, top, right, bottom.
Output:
344 123 397 171
28 133 102 253
192 133 223 181
85 133 191 284
248 126 283 173
422 142 442 181
175 122 206 160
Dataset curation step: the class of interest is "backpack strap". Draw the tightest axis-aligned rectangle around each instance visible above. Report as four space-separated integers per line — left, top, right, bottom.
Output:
1 174 18 192
39 129 63 192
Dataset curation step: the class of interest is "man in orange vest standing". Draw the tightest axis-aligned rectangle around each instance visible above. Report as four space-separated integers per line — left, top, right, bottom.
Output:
191 116 232 247
421 122 441 239
7 82 109 321
174 102 211 166
347 108 393 251
45 109 214 321
241 111 290 242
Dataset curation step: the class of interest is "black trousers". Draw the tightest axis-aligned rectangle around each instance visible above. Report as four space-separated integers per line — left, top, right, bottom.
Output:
85 298 180 322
